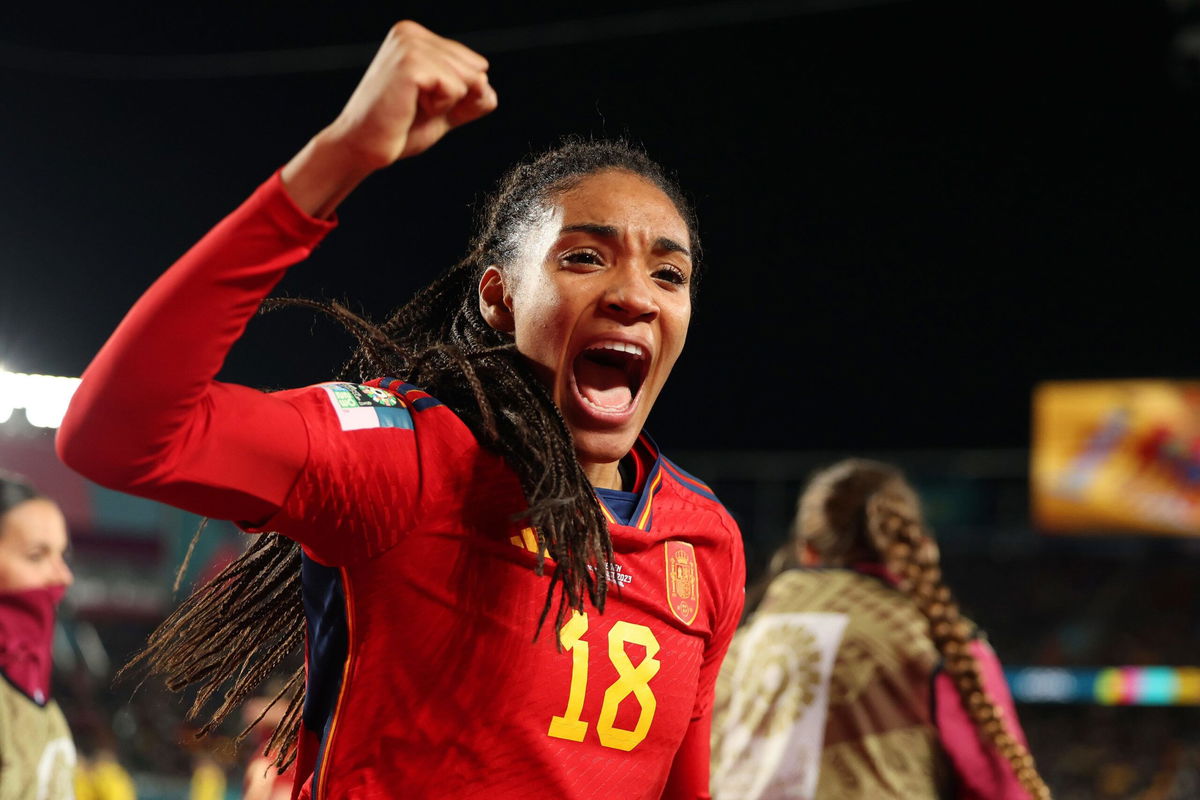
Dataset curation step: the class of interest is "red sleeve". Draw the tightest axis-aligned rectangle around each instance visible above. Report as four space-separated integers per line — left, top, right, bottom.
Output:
664 514 746 800
56 171 336 524
238 380 482 565
935 638 1033 800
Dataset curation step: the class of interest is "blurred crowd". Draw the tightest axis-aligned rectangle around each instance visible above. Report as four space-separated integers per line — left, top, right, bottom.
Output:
52 610 298 800
1023 707 1199 800
946 551 1199 667
951 551 1199 799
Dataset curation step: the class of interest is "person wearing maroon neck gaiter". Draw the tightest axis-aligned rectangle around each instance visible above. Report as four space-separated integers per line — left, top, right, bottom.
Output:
0 475 76 800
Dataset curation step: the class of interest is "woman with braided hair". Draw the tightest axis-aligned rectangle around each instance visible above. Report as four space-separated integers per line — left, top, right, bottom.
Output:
57 19 744 800
710 459 1048 800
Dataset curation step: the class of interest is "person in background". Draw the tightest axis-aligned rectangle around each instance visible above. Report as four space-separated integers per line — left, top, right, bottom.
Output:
74 745 137 800
240 679 295 800
711 459 1050 800
0 474 76 800
187 750 226 800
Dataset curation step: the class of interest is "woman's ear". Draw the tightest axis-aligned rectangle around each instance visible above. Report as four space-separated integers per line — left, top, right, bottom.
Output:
478 266 515 333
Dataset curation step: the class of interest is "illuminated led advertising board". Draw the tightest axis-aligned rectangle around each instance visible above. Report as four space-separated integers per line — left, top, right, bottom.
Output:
1032 380 1200 535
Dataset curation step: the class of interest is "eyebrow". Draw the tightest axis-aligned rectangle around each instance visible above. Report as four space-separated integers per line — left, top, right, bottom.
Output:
560 223 691 259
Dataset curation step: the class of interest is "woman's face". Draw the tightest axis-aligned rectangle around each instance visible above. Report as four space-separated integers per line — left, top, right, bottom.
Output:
0 499 73 593
482 169 693 486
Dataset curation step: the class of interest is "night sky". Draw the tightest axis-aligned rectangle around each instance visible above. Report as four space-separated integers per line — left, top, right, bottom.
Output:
2 0 1196 453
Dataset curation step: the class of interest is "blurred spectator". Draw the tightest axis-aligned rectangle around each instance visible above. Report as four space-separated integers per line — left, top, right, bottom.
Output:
74 746 137 800
240 681 296 800
187 751 225 800
713 459 1047 799
0 473 77 799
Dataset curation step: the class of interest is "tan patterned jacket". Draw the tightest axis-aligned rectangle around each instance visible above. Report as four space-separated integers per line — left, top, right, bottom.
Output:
712 568 951 800
0 676 76 800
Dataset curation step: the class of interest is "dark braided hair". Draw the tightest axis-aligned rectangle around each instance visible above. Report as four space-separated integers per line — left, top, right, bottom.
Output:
781 459 1051 800
122 137 702 771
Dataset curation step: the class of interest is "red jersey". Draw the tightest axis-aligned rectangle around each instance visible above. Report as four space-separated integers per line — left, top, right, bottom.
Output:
57 172 746 800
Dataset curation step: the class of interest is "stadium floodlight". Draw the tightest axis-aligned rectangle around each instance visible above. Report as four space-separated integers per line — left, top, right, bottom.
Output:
0 368 12 425
0 368 81 429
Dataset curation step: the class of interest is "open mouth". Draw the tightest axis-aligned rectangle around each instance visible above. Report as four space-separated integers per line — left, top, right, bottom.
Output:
571 341 650 416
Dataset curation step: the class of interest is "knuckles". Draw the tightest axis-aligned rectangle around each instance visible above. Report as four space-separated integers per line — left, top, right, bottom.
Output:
366 20 495 137
388 20 427 41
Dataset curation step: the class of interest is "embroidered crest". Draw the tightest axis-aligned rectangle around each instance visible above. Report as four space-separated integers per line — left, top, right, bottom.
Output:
665 541 699 625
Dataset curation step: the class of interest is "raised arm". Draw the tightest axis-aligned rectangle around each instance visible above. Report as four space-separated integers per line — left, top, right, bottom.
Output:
282 20 497 219
56 21 496 523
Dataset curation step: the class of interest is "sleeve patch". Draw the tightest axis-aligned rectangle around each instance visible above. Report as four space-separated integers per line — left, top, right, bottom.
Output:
320 383 413 431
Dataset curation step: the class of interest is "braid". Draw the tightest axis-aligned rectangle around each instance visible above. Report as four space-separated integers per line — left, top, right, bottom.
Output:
119 533 304 770
865 485 1051 800
798 460 1051 800
126 137 700 769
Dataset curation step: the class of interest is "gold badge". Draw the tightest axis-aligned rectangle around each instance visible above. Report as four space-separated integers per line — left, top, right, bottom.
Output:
665 541 699 625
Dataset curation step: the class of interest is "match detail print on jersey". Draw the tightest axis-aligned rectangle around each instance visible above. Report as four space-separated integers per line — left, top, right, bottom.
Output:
547 612 661 752
320 382 414 431
665 541 699 625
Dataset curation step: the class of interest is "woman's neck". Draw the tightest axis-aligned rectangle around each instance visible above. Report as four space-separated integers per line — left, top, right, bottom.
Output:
582 459 622 491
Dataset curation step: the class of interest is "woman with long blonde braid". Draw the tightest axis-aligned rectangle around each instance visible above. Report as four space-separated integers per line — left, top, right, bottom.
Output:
711 459 1050 800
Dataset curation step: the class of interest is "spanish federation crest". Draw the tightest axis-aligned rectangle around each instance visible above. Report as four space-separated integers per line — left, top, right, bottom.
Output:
665 541 699 625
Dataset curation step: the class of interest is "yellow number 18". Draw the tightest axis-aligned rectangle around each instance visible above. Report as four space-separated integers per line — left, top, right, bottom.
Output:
547 612 661 751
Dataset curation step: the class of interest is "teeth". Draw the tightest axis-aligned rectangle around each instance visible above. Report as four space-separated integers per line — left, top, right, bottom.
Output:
588 342 646 359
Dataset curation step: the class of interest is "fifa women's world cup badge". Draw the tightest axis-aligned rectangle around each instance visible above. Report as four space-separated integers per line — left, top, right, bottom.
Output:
665 541 699 625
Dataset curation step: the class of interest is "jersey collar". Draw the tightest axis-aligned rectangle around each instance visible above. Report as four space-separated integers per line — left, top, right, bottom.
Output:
595 432 665 532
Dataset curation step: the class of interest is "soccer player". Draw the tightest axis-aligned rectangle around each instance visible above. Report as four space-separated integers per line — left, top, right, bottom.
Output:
57 20 745 800
0 475 76 800
710 459 1047 800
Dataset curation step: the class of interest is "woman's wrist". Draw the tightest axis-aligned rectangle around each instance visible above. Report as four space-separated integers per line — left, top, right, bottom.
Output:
280 128 381 220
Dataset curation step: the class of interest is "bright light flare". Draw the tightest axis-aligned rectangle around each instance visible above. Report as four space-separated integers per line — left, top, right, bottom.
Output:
0 368 81 429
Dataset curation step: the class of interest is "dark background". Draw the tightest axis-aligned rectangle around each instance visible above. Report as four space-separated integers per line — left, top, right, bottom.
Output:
4 5 1199 795
1 0 1196 454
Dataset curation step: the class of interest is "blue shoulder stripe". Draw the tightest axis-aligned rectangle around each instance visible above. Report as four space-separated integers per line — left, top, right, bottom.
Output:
661 457 720 503
374 377 443 411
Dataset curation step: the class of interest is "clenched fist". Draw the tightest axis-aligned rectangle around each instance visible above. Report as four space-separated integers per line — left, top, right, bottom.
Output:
283 21 498 217
329 20 497 166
